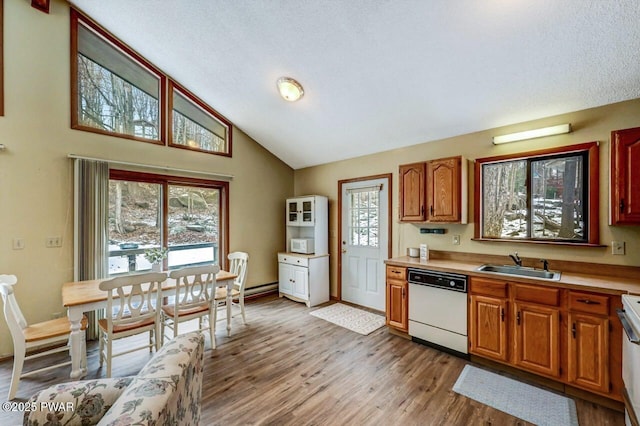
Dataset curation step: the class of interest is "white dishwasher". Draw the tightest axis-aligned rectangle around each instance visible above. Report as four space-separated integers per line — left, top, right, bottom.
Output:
408 268 468 356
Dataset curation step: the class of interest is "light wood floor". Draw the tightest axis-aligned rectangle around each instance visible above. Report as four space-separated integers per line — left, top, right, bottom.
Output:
0 295 625 425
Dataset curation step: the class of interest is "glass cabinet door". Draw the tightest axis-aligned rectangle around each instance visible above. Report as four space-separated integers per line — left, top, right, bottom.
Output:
302 200 314 224
287 200 300 225
286 197 315 226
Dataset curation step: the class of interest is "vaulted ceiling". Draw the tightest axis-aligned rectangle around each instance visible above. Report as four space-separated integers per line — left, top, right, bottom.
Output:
69 1 640 169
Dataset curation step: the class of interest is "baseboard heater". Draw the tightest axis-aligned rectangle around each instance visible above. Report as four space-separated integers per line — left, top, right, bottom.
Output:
245 282 278 299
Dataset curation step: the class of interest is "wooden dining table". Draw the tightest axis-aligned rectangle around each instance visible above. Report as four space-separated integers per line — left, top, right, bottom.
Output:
62 269 237 379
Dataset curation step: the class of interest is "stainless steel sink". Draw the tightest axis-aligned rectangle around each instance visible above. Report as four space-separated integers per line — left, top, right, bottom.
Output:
475 264 561 281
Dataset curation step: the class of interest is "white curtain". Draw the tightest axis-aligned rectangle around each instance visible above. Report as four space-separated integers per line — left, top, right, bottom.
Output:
74 159 109 339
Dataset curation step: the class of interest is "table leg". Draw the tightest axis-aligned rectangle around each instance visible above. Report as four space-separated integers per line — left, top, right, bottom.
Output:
226 279 232 337
67 307 87 379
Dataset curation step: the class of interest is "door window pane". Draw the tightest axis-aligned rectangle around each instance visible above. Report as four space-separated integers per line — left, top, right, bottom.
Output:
108 181 162 275
349 189 380 248
167 185 220 268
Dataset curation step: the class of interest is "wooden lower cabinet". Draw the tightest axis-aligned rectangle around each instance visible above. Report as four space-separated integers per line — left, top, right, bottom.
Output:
513 302 560 377
386 266 408 332
468 277 621 401
469 294 508 362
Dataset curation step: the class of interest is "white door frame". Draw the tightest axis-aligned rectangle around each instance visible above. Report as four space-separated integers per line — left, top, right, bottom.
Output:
337 174 392 310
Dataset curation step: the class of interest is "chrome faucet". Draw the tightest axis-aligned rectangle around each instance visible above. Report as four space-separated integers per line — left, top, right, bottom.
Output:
509 252 522 267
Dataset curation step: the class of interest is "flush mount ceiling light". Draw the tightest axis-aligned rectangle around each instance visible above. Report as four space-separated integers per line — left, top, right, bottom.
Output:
277 77 304 102
492 123 572 145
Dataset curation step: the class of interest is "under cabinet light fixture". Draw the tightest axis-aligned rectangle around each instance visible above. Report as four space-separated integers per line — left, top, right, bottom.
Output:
492 123 572 145
277 77 304 102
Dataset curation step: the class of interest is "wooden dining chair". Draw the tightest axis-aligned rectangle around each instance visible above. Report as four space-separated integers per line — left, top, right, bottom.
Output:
163 264 220 348
0 274 87 400
98 272 166 378
213 252 249 326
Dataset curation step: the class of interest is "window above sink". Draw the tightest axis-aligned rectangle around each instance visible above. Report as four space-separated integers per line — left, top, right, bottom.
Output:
473 142 600 246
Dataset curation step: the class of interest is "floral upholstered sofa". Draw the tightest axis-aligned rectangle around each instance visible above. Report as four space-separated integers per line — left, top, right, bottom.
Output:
24 331 205 426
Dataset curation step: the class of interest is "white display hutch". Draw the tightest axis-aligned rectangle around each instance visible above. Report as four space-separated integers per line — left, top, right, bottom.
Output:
279 195 329 307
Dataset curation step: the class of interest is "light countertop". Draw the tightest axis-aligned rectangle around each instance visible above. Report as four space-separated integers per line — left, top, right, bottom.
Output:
385 256 640 295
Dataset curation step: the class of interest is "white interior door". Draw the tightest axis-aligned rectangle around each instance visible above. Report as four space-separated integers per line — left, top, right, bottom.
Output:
341 178 389 311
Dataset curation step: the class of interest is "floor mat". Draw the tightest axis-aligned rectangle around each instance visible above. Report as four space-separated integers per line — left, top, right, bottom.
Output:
310 303 385 335
453 364 579 426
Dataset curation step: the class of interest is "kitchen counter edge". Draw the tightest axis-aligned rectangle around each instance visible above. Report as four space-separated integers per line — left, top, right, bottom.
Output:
385 256 640 295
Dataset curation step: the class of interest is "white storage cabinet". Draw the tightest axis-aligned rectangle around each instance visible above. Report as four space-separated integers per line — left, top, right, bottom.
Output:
278 253 329 307
279 195 329 307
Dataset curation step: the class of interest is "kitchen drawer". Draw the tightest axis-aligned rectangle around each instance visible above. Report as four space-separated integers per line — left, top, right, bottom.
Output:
278 253 309 267
514 284 560 306
568 291 609 316
470 277 508 298
386 265 406 281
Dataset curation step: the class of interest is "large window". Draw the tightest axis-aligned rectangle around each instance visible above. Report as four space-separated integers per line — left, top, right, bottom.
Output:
107 170 228 276
71 10 164 144
169 81 232 156
474 142 599 245
71 9 232 155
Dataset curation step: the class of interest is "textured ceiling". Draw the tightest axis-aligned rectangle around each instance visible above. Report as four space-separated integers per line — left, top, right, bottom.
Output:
69 0 640 169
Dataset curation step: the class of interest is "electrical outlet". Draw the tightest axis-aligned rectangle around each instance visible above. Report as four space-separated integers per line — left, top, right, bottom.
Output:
46 236 62 248
12 238 25 250
612 241 625 255
452 235 460 245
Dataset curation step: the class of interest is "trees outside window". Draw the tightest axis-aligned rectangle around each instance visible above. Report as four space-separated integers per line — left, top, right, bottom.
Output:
475 142 599 245
71 9 232 155
107 170 228 276
169 82 231 156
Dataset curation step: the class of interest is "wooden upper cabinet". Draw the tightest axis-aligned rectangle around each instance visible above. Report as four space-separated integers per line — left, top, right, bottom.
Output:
611 127 640 224
399 162 426 221
399 156 467 223
427 156 465 223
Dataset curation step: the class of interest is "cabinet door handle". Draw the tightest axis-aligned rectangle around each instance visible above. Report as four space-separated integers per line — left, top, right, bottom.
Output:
576 298 600 305
421 205 425 216
572 323 577 338
516 311 521 325
500 308 505 322
402 287 406 298
620 199 625 213
430 205 434 216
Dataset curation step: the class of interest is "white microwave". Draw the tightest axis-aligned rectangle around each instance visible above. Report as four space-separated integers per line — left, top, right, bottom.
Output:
291 238 314 254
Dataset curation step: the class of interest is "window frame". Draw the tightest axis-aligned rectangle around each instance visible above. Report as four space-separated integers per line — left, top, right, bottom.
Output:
70 9 233 157
70 9 166 145
473 141 600 246
108 169 230 271
168 80 232 157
